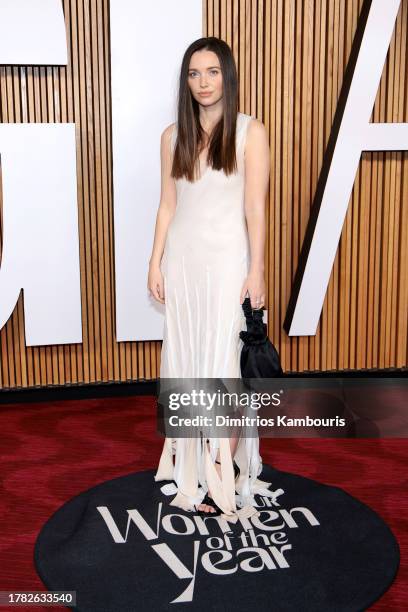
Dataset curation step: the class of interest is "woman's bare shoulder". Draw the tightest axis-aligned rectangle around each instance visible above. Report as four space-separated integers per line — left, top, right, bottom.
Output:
246 117 269 155
247 117 267 138
244 117 270 171
161 122 177 142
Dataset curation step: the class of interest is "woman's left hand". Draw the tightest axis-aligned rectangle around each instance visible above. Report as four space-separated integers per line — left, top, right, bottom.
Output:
240 270 266 309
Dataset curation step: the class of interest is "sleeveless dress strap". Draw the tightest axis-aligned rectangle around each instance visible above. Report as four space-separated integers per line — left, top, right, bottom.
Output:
236 113 254 153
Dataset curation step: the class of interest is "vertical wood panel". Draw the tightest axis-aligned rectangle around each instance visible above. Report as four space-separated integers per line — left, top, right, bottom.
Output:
0 1 407 390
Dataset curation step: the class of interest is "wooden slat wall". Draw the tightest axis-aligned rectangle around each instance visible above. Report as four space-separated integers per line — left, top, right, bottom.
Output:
0 0 407 390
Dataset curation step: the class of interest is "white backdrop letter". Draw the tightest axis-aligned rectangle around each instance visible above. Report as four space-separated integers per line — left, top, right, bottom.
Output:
0 125 81 346
110 0 202 341
0 0 67 64
0 1 81 346
287 0 408 336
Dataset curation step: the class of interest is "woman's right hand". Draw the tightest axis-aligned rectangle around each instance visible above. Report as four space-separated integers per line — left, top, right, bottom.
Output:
148 262 165 304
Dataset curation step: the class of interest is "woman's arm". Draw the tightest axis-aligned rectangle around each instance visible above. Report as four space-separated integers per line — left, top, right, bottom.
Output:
147 124 177 304
240 118 270 309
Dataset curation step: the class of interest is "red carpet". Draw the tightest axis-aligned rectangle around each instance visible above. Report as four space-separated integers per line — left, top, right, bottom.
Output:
0 395 406 611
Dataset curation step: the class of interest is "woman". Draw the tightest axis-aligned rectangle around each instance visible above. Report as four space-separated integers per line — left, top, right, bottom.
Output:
148 37 274 522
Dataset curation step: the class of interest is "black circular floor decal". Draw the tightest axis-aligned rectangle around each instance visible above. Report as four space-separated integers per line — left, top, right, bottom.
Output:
34 466 399 612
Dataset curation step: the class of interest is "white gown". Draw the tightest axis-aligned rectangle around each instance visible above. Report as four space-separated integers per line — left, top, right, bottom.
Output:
154 112 279 523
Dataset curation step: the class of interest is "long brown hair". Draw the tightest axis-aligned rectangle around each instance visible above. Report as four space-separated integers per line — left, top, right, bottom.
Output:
171 37 239 182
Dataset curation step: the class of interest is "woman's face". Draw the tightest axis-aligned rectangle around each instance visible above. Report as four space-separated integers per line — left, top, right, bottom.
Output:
187 49 223 107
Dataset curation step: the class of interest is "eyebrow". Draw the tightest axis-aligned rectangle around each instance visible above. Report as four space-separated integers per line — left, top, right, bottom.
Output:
188 66 220 71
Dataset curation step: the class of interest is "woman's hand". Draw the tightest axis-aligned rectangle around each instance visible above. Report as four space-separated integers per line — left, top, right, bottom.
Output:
240 269 266 309
148 262 165 304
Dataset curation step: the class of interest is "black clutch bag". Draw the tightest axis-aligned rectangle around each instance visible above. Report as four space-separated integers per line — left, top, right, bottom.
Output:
239 297 283 378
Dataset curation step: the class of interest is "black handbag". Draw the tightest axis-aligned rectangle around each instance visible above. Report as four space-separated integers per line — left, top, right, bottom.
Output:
239 297 283 378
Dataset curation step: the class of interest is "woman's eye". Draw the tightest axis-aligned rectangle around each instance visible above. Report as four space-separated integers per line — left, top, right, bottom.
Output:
188 70 219 77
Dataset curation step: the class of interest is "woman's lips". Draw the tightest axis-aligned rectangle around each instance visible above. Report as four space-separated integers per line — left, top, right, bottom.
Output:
199 92 212 96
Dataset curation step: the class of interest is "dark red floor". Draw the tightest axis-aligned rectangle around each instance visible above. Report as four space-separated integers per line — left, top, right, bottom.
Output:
0 395 406 611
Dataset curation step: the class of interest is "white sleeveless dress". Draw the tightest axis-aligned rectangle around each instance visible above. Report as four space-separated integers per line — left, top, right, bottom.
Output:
154 112 278 523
